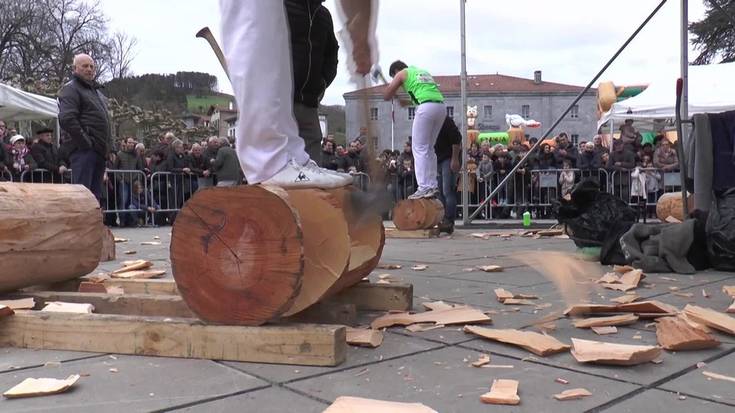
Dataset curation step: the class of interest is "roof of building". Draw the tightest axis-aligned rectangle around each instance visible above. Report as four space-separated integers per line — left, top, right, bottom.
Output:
343 73 593 98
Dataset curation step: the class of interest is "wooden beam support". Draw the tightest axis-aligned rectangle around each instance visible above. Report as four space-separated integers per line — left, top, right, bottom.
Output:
0 311 346 366
326 282 413 311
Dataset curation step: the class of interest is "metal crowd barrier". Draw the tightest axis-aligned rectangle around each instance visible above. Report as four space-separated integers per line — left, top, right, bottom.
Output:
610 168 680 217
148 171 198 225
101 169 149 226
1 169 12 182
350 172 371 191
19 168 73 184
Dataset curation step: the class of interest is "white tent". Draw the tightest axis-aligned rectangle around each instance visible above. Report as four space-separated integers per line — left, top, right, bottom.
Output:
598 62 735 130
0 83 58 121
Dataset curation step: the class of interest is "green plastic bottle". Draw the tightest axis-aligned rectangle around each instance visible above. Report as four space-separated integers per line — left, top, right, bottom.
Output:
522 211 531 227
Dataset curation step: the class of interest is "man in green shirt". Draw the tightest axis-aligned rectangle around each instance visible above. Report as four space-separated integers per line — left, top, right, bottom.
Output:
384 60 446 199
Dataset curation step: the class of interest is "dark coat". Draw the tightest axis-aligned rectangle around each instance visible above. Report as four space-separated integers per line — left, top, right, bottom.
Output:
434 116 462 163
553 142 578 168
211 146 242 182
58 73 111 157
190 154 209 177
285 0 339 108
30 140 64 172
578 150 602 170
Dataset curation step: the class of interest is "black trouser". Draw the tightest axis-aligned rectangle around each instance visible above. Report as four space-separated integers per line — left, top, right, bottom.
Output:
70 149 106 202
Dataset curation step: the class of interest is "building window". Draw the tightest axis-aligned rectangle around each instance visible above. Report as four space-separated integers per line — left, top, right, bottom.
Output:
483 105 492 118
370 136 379 152
369 107 378 121
521 105 530 119
570 105 579 119
571 134 580 145
446 106 454 118
408 107 416 120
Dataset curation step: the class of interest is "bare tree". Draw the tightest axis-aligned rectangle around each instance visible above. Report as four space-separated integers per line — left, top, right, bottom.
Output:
108 31 138 79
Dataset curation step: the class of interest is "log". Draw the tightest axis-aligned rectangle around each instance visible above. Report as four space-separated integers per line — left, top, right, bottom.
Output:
99 227 115 262
656 192 694 221
392 198 444 230
0 183 103 293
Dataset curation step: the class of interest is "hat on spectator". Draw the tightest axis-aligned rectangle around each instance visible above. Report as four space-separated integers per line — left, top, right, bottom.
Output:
9 134 25 144
36 127 53 134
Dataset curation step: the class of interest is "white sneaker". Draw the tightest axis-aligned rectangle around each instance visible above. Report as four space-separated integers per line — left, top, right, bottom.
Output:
261 159 348 189
408 187 439 199
306 160 354 185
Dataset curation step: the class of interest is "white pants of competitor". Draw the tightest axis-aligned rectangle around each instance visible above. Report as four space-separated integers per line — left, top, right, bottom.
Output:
412 102 446 191
219 0 309 184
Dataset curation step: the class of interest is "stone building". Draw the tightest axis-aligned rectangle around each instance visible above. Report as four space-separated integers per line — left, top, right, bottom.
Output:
343 70 597 151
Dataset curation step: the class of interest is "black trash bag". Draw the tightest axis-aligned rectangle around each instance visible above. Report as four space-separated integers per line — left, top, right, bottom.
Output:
706 188 735 271
554 179 637 265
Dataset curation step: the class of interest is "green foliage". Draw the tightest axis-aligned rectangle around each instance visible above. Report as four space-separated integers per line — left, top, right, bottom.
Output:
689 1 735 64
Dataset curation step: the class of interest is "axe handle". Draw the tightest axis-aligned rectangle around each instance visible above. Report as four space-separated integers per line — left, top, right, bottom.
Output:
196 27 230 80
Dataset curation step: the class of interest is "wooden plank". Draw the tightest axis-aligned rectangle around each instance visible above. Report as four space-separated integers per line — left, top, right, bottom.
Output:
463 326 570 356
327 282 413 311
683 304 735 335
284 302 357 326
0 311 346 366
23 278 180 296
345 328 383 348
384 228 439 239
0 298 35 310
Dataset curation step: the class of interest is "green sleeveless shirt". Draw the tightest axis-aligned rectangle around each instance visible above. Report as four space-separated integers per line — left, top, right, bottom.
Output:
403 66 444 105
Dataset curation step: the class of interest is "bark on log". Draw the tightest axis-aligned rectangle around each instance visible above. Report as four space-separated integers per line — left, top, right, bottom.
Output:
99 227 116 262
656 192 694 221
392 198 444 230
0 183 103 292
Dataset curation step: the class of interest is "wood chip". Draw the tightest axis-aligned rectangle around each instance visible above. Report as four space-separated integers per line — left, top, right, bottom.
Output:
422 301 455 311
553 388 592 401
471 354 491 367
600 283 637 292
371 305 491 329
619 270 644 287
411 265 428 271
683 305 735 335
494 288 538 303
727 301 735 314
123 250 137 255
723 286 735 298
0 305 14 319
702 371 735 383
702 289 710 298
41 302 94 314
572 314 639 329
476 265 503 272
405 323 444 333
0 298 35 310
503 299 536 306
591 326 618 335
570 338 661 366
463 326 570 356
555 378 569 384
112 259 153 274
376 264 402 270
611 294 639 304
346 328 383 348
113 237 128 243
480 379 520 405
110 270 166 279
655 317 720 351
613 265 635 273
140 241 161 245
3 374 80 398
323 396 438 413
597 273 621 284
495 288 515 302
672 292 694 298
665 216 682 223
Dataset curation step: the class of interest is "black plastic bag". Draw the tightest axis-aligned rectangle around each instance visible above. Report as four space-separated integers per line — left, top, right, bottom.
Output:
706 188 735 271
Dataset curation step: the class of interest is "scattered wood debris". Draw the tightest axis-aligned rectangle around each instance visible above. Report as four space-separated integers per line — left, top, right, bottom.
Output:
323 396 438 413
672 292 694 299
702 289 710 298
470 232 492 240
665 216 682 223
405 323 444 333
110 270 166 279
553 388 592 401
471 354 491 367
723 286 735 298
0 298 35 310
411 265 428 271
346 328 383 348
112 260 153 274
503 299 536 306
371 305 491 329
727 302 735 314
570 338 661 366
463 326 570 356
572 314 639 329
613 265 635 273
597 273 620 284
655 317 720 351
494 288 538 304
476 265 503 273
611 294 639 304
113 237 128 243
0 305 14 319
702 371 735 384
140 241 161 246
598 269 644 292
153 236 160 240
3 374 80 399
41 302 94 314
683 305 735 335
591 326 618 335
123 250 136 255
480 379 520 405
376 263 402 270
555 378 569 384
564 301 677 317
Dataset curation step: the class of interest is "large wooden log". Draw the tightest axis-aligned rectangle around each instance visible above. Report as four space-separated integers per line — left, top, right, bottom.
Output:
656 192 694 221
392 198 444 230
0 183 103 293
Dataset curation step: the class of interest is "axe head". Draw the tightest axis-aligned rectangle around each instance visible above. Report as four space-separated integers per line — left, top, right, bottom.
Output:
370 64 386 84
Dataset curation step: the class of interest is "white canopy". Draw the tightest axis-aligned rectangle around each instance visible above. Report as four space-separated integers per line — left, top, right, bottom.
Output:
598 62 735 130
0 83 58 121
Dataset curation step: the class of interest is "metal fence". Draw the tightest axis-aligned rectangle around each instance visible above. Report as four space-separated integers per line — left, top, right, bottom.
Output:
148 172 198 225
20 168 73 184
0 169 12 182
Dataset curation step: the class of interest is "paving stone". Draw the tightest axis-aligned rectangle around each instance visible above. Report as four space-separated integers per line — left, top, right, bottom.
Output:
287 346 639 413
0 349 99 373
172 386 327 413
0 355 266 412
605 388 733 413
658 351 735 405
222 331 442 384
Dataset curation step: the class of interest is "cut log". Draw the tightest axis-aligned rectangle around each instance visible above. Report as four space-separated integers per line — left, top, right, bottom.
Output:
99 227 115 262
656 192 694 221
683 304 735 335
554 388 592 401
655 316 720 350
392 198 444 230
463 325 570 356
3 374 80 399
0 183 103 293
572 314 639 329
370 305 491 329
570 338 661 366
480 379 520 405
323 396 438 413
346 328 383 348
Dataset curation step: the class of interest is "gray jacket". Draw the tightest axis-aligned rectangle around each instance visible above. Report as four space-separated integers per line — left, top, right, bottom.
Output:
58 73 112 157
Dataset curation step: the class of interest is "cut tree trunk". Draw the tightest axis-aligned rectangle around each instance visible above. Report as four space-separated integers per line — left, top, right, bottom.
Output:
0 183 103 293
392 198 444 230
656 192 694 221
171 185 383 326
99 227 115 262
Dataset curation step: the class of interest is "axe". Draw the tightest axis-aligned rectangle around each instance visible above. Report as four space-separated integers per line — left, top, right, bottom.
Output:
196 27 229 80
370 63 388 85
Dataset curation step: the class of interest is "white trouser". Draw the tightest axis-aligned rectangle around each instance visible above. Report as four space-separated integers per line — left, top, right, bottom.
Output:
412 102 446 190
219 0 309 184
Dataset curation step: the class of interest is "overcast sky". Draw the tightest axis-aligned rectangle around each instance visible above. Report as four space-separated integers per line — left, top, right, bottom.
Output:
98 0 707 106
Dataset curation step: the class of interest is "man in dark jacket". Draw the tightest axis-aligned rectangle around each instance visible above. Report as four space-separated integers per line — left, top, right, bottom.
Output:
434 116 461 233
30 128 67 182
210 137 242 186
553 132 578 168
58 53 111 201
285 0 339 163
114 136 145 221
